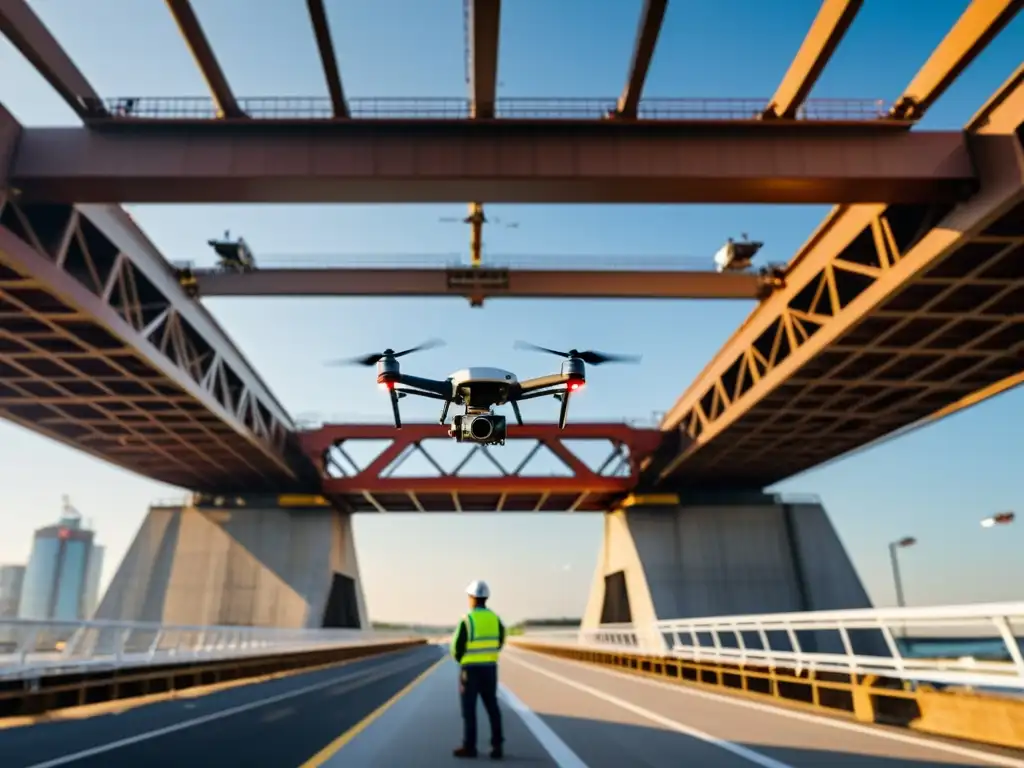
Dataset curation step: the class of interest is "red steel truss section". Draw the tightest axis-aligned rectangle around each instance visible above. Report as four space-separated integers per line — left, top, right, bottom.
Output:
299 423 665 513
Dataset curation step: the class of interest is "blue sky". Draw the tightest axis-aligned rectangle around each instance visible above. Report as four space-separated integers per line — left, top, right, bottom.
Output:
0 0 1022 624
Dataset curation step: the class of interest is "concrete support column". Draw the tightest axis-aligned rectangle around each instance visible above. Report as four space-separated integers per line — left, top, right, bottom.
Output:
582 496 872 631
95 500 368 629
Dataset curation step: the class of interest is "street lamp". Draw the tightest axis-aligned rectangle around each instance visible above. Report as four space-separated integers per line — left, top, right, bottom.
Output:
888 536 917 608
981 511 1015 528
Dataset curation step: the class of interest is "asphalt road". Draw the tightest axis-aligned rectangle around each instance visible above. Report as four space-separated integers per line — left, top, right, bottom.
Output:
2 642 1023 767
0 644 444 768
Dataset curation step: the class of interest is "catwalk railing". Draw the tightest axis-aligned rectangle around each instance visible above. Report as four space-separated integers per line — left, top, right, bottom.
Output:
515 602 1024 691
100 96 890 122
0 618 418 681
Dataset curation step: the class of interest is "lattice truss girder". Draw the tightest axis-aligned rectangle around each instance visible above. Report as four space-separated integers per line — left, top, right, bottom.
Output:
0 199 296 491
671 195 1024 487
316 432 647 513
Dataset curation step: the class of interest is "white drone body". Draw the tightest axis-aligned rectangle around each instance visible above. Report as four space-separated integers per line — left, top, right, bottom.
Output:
335 341 638 445
449 367 519 389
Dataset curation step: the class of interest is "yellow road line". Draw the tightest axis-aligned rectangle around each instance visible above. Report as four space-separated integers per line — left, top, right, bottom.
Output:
299 655 446 767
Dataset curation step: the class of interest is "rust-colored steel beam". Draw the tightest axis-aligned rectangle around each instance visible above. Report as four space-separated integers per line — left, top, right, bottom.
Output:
655 123 1024 488
0 200 303 492
968 63 1024 134
164 0 243 119
764 0 863 120
0 0 106 118
191 266 769 301
300 423 664 513
9 125 976 205
0 105 19 177
468 0 501 119
615 0 668 119
889 0 1023 119
306 0 348 118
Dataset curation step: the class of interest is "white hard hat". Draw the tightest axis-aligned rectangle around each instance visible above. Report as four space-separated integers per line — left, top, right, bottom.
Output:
466 580 490 599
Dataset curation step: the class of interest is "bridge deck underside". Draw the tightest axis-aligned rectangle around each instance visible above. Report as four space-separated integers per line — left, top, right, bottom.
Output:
669 198 1024 488
326 490 616 513
0 202 297 491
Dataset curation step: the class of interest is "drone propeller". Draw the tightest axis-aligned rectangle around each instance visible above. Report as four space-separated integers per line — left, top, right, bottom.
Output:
326 339 445 367
513 340 641 366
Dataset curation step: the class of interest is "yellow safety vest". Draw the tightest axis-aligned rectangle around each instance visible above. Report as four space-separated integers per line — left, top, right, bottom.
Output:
456 608 502 665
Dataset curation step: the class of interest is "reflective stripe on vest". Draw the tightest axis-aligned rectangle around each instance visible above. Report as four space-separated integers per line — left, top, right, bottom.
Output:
461 608 501 665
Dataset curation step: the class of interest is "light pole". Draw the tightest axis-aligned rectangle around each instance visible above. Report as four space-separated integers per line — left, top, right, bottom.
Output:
981 511 1015 528
888 536 917 608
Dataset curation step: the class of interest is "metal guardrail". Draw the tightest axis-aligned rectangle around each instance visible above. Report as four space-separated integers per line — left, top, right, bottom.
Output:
0 618 418 681
515 602 1024 691
101 96 890 122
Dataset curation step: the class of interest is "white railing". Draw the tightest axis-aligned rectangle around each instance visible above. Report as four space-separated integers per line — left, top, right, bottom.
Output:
0 618 419 681
513 602 1024 691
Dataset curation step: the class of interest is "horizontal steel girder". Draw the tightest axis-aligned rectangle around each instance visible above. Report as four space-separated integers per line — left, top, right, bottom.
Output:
191 267 770 301
0 199 304 492
299 423 664 513
8 125 976 205
654 129 1024 488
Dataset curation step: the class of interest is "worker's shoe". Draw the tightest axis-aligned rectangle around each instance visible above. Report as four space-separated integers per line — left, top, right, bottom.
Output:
453 746 478 758
490 746 504 759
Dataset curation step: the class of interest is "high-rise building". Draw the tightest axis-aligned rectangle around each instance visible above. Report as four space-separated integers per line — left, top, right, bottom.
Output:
18 498 104 622
82 545 105 619
0 564 26 618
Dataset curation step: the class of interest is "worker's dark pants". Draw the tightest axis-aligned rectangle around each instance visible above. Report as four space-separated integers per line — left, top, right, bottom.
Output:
460 663 503 750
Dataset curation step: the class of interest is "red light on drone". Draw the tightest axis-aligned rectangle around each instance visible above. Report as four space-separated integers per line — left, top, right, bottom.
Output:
567 379 584 392
58 528 70 540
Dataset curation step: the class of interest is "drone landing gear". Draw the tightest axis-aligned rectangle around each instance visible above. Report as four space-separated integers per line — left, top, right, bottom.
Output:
510 400 524 426
439 399 451 425
390 387 403 429
555 391 571 429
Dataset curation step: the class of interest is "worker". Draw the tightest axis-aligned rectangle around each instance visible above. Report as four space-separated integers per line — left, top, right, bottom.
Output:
450 580 505 760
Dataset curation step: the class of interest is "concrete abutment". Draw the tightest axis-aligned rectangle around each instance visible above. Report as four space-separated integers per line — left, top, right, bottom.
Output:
95 500 367 629
582 496 872 631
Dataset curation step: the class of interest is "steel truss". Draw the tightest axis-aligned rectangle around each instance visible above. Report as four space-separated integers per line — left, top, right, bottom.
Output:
299 423 664 513
659 145 1024 488
0 199 300 491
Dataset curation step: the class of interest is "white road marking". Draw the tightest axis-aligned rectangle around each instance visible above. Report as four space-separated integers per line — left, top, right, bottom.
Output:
499 684 591 768
510 649 1024 768
508 654 795 767
23 653 431 768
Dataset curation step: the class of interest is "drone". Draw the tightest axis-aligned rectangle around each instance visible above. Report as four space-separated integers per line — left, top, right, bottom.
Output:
326 340 640 445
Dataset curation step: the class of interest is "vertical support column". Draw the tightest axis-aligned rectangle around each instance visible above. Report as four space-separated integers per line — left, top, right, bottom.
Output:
95 499 368 629
582 496 872 631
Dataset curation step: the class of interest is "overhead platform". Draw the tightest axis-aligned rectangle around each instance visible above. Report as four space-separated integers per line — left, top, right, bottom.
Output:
189 266 773 302
7 124 975 205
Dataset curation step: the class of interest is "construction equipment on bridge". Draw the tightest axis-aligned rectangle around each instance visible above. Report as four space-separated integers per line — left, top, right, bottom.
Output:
327 340 640 439
713 233 764 273
208 231 257 273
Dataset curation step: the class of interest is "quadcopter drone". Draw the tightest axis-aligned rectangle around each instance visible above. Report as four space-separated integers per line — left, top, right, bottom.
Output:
326 340 640 446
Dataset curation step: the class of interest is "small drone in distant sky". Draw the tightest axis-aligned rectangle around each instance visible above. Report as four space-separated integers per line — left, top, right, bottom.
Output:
327 340 640 445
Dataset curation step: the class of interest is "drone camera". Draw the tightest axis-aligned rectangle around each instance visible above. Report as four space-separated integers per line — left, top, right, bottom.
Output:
450 414 507 445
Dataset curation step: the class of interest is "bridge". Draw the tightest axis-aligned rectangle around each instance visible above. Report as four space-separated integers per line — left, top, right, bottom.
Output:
0 0 1023 763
